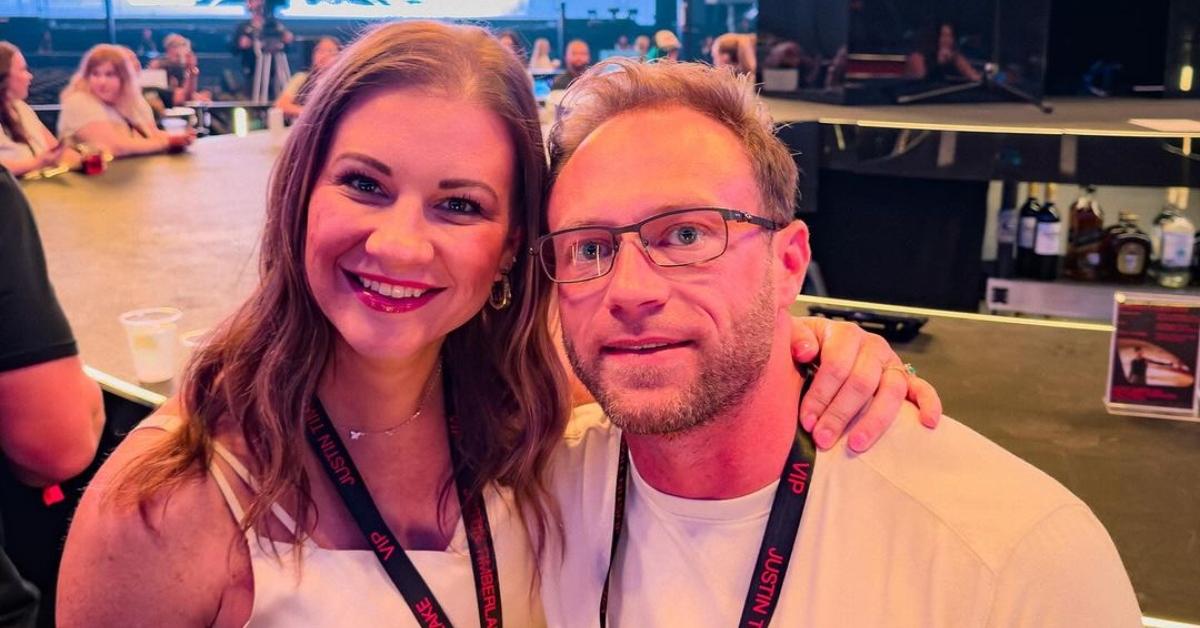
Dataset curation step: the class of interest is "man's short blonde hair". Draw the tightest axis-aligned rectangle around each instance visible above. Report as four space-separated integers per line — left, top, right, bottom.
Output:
548 58 799 223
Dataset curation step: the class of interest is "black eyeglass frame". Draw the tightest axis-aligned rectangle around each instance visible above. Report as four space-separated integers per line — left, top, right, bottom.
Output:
531 207 784 284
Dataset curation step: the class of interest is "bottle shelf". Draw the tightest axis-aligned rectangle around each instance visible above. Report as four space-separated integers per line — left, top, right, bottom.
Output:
985 276 1200 322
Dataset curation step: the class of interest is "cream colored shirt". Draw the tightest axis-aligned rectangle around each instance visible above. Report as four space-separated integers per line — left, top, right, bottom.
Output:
0 101 50 162
542 404 1142 627
57 91 145 141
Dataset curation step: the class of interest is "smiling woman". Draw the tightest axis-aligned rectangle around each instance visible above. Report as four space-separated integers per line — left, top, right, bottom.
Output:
58 22 564 627
304 89 518 363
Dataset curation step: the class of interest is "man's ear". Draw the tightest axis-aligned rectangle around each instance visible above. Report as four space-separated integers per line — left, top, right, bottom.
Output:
772 219 811 306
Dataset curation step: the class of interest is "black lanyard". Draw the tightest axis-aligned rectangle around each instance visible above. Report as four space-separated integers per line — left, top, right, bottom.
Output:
306 396 503 628
599 368 818 628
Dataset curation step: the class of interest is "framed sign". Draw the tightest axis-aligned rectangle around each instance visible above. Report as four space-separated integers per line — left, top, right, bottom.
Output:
1105 291 1200 421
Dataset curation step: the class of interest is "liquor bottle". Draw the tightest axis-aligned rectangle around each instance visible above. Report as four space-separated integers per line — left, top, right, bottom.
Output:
994 180 1019 278
1063 185 1105 281
1155 189 1195 288
1015 183 1042 278
1191 232 1200 286
1101 212 1152 283
1150 197 1176 265
1032 183 1063 281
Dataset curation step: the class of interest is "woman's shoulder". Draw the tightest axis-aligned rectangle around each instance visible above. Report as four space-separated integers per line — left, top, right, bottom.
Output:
78 403 227 532
10 100 37 119
61 89 102 108
59 90 112 125
58 403 247 624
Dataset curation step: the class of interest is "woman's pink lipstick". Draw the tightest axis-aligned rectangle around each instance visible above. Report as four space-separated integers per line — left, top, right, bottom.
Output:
344 270 443 314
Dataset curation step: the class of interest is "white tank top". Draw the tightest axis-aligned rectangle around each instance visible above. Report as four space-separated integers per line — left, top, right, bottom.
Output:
134 415 545 627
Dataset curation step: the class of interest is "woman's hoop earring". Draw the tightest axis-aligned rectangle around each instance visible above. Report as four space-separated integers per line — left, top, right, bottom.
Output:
489 273 512 310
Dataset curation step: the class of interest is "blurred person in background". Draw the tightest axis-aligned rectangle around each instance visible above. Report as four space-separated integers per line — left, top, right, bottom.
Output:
274 36 340 120
0 165 105 628
496 30 526 63
58 45 193 158
528 37 560 73
0 42 80 177
233 0 294 98
712 32 757 75
614 35 632 51
135 28 157 58
633 35 650 59
35 31 52 55
551 39 591 90
647 30 681 62
151 34 211 107
905 23 981 83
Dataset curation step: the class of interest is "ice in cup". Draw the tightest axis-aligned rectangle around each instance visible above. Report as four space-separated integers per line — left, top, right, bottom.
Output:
118 307 183 383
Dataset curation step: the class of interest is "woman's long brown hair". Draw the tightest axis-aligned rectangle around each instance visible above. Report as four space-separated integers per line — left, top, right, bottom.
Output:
117 21 568 558
61 44 154 135
0 42 31 146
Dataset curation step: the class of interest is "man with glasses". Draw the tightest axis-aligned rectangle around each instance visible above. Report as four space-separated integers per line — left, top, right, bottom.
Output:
536 59 1141 627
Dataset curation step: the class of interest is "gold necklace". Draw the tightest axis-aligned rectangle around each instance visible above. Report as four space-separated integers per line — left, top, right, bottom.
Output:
347 362 442 441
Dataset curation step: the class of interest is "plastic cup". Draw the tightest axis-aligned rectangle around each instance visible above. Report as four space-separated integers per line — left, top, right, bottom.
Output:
178 328 211 370
162 117 188 137
81 149 105 176
118 307 183 383
267 107 285 133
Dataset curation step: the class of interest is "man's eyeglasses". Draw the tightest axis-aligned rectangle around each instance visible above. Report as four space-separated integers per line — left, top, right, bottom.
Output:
532 207 783 284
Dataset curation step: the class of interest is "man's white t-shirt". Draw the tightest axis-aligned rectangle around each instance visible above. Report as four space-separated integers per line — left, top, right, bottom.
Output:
541 403 1142 628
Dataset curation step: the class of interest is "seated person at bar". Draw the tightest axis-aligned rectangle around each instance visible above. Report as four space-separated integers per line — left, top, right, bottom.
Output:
0 42 80 176
0 165 105 626
551 39 591 90
646 30 681 62
150 34 211 108
274 36 340 120
906 23 982 83
711 32 757 75
528 37 560 73
538 59 1142 627
57 44 193 158
633 35 650 60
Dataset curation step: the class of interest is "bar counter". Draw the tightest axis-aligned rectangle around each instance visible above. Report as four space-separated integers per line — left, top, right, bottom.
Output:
21 131 279 400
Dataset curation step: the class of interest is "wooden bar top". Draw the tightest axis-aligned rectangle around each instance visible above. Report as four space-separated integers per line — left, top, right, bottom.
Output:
21 131 281 399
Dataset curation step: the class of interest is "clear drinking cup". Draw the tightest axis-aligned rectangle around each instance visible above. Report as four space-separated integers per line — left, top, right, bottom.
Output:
118 307 183 383
178 327 211 371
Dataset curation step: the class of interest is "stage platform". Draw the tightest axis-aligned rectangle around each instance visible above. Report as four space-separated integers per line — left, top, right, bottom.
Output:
767 97 1200 137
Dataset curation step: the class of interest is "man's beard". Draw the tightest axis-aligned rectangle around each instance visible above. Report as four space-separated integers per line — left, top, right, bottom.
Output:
564 276 776 436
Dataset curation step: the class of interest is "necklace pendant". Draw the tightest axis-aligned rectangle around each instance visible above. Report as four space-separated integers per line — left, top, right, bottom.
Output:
349 429 364 441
